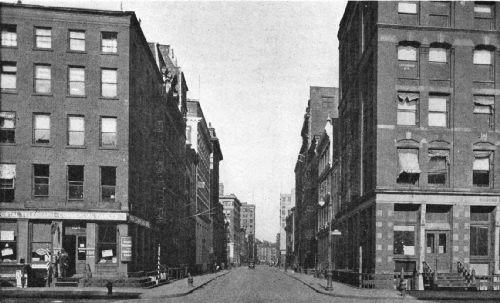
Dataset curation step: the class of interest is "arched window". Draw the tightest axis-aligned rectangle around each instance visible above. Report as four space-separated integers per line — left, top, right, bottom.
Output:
473 49 492 65
398 45 417 61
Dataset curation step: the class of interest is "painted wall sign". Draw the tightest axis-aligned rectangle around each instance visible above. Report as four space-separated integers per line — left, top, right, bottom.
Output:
0 210 127 221
121 236 132 262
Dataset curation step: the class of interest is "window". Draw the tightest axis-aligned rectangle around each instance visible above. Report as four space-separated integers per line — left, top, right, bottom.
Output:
428 95 447 127
98 224 117 263
68 116 84 146
1 24 17 47
101 167 116 202
398 45 417 61
428 150 448 186
474 49 492 65
69 30 85 51
398 2 417 14
30 222 51 263
68 67 85 96
394 229 415 255
101 117 117 147
473 95 494 129
101 32 117 53
101 69 117 98
33 164 49 197
68 165 84 200
0 221 17 262
0 112 15 143
0 164 15 202
397 149 420 184
428 1 450 27
471 226 489 256
1 62 16 92
473 152 492 187
33 114 50 144
34 65 51 94
397 93 419 126
474 2 495 30
429 47 447 63
35 27 51 49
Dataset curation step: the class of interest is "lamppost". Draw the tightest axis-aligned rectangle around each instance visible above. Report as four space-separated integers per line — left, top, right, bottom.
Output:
318 197 341 291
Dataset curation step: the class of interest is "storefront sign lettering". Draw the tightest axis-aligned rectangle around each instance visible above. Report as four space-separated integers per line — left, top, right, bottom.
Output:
0 210 127 221
121 236 132 262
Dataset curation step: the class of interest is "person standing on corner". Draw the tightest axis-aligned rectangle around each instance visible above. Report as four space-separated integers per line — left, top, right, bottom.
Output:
60 249 69 278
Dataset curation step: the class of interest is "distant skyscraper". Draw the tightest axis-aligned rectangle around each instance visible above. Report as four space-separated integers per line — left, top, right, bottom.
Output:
279 190 294 265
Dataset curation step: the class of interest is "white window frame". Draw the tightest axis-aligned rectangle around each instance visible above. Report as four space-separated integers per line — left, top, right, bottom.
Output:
35 27 52 49
1 25 17 47
69 30 85 51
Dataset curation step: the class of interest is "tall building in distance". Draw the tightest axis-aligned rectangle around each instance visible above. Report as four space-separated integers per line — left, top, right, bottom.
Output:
220 191 242 266
336 1 500 289
241 202 256 261
209 125 225 267
279 190 294 266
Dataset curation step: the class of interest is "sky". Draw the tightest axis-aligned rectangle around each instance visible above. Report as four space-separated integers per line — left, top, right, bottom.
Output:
28 0 347 242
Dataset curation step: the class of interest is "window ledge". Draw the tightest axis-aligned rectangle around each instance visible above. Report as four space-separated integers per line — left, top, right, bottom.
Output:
99 97 119 100
33 48 53 52
0 142 16 146
100 52 118 56
99 147 118 150
66 95 87 98
32 144 53 148
32 93 53 97
0 46 18 49
1 90 18 95
67 50 87 54
66 145 86 149
67 199 84 202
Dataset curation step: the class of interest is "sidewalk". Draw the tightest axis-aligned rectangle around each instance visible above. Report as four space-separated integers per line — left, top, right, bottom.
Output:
282 269 500 301
0 270 229 300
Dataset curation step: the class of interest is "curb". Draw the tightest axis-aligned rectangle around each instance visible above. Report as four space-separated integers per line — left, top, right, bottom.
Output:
161 271 230 299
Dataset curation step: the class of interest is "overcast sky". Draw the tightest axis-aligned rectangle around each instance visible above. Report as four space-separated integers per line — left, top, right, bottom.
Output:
30 0 347 242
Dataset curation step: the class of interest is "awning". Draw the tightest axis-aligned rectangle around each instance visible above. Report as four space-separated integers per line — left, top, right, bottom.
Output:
397 93 419 103
398 152 421 174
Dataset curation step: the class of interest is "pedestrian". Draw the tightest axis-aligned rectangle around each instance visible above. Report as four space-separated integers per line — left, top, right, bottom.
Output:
55 250 61 278
60 249 69 278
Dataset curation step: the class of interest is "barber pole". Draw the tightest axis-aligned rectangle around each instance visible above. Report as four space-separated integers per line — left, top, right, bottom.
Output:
157 243 161 285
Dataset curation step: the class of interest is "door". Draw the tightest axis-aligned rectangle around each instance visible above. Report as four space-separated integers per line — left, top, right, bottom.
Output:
63 235 76 277
76 236 87 274
425 231 451 273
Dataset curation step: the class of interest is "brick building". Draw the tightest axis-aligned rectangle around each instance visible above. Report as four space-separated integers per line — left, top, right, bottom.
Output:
220 192 241 266
209 125 225 267
294 86 338 269
279 191 294 266
0 2 188 282
186 99 213 272
336 1 500 288
241 202 255 262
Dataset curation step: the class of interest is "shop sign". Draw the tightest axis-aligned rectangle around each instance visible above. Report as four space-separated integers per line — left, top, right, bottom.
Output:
86 249 95 257
0 210 127 221
121 236 132 262
35 248 49 256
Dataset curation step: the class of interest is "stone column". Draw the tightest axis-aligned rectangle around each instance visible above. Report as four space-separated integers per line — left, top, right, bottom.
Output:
86 223 96 276
495 207 500 274
418 204 426 290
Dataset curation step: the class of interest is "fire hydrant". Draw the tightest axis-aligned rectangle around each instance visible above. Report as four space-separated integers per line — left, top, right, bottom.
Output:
187 273 194 287
106 281 113 295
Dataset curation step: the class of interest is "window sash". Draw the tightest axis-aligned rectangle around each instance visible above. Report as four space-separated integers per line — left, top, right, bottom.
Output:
473 157 490 171
1 63 16 90
101 118 116 132
474 50 492 65
35 28 52 49
398 46 417 61
69 31 85 51
398 2 417 14
0 112 15 129
69 68 85 95
397 111 416 125
101 32 117 53
35 66 51 93
429 48 447 63
1 27 17 47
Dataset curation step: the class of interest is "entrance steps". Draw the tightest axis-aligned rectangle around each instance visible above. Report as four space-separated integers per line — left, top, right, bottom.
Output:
435 273 475 290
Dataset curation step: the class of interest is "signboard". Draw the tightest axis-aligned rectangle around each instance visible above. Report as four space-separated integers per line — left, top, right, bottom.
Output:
121 236 132 262
35 248 49 256
0 210 127 221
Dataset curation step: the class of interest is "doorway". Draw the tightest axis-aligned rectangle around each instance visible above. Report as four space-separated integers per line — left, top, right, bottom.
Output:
62 234 87 276
425 230 451 273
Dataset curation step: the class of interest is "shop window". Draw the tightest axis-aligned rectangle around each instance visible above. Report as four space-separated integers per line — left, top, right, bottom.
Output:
0 221 17 262
69 30 85 52
98 224 117 263
68 67 85 96
473 95 494 129
34 65 51 94
428 95 448 127
397 149 420 184
30 222 51 263
101 32 117 53
0 112 15 143
101 69 117 98
33 164 49 197
35 27 51 49
101 166 116 202
100 117 117 147
1 62 17 92
397 93 419 126
67 165 84 200
0 164 15 202
33 114 50 144
68 116 85 146
474 2 495 30
473 152 492 187
394 228 415 255
474 47 495 82
1 24 17 47
471 226 489 256
428 150 448 186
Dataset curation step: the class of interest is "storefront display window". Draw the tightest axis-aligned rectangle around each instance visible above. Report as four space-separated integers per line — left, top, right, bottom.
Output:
98 224 117 263
0 221 17 262
31 222 52 263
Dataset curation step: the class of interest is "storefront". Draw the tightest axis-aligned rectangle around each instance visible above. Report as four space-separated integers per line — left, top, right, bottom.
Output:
0 210 154 285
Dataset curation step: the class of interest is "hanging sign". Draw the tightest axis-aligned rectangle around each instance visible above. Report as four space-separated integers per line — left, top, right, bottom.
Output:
121 236 132 262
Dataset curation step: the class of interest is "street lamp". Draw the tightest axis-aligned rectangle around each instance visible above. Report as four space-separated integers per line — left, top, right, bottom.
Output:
318 196 341 291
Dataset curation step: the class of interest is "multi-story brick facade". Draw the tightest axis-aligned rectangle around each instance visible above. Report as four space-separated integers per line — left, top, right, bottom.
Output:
279 191 294 266
0 2 188 283
209 126 225 267
336 1 500 288
220 193 241 266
